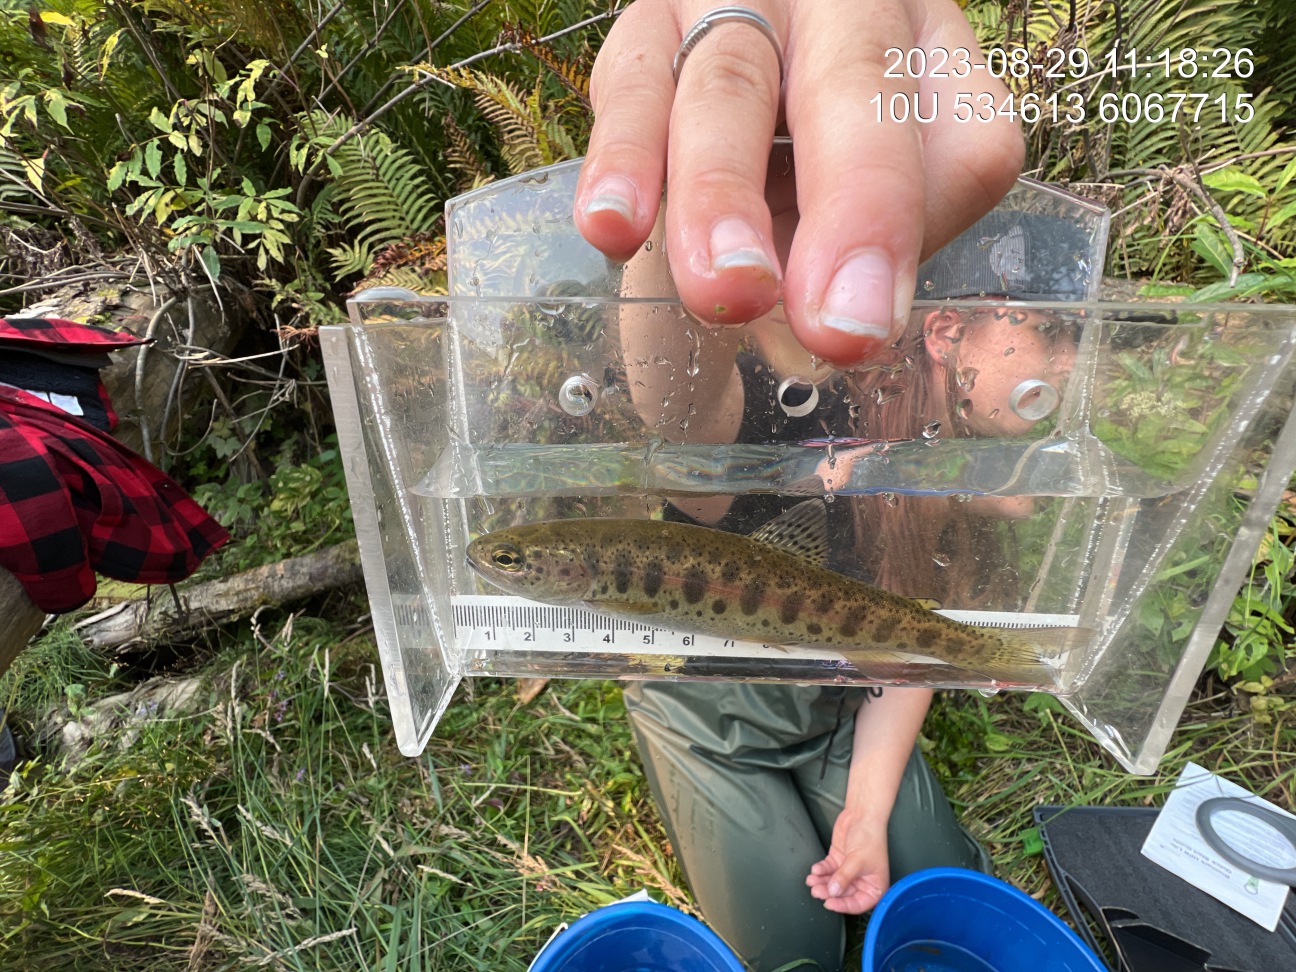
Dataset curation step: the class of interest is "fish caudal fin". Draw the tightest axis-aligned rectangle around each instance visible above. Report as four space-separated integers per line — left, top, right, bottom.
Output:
839 625 1091 687
969 625 1093 685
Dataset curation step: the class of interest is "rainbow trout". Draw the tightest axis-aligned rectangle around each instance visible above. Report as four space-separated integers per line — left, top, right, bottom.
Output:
466 500 1082 683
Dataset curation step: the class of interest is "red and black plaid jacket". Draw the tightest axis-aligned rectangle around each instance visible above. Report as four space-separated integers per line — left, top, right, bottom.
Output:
0 318 229 613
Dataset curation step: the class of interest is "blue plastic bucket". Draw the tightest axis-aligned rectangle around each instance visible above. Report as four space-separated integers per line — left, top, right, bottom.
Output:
864 868 1107 972
528 900 745 972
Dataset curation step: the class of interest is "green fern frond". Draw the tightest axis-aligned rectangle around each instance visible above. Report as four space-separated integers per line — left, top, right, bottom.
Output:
470 73 547 173
351 265 447 296
443 114 491 188
300 109 441 279
326 238 373 278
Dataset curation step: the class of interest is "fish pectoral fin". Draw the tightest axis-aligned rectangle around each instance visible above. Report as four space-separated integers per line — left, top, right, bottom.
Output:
583 599 657 616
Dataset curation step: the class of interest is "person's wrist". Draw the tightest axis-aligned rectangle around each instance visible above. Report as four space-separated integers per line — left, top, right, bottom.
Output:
841 794 894 828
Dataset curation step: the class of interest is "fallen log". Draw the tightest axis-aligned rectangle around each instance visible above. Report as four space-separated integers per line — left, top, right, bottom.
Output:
75 540 362 651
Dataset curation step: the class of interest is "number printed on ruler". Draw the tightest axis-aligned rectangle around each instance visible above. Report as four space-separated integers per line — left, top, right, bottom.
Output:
451 595 1079 660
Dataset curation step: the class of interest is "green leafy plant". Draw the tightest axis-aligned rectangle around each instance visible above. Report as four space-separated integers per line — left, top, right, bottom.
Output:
1092 330 1246 481
1213 516 1296 680
106 58 298 277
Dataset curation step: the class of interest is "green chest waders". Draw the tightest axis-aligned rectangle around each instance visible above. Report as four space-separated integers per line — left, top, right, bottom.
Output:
623 681 992 972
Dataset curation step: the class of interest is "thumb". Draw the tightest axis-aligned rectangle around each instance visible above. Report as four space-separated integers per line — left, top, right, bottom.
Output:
826 850 870 897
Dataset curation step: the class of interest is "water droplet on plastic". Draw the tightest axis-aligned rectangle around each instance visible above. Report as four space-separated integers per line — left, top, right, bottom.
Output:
977 687 1000 697
881 492 898 507
956 399 973 420
932 553 951 568
922 279 935 292
988 408 1000 419
922 420 941 439
874 385 904 406
956 367 979 391
1003 346 1016 357
558 374 599 416
643 240 653 251
954 492 972 503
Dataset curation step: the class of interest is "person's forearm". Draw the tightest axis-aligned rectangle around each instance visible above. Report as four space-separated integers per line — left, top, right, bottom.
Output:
843 687 933 826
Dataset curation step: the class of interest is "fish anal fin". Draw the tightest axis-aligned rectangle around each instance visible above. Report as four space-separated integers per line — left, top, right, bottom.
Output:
584 599 656 616
748 499 829 567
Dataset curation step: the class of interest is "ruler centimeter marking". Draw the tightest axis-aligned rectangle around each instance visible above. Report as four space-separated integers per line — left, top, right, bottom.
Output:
450 594 1080 658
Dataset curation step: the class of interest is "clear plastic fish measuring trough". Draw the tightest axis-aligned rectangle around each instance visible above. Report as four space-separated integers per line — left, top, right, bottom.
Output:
322 158 1296 774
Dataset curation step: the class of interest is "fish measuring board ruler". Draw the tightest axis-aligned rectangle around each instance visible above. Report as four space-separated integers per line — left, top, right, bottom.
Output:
452 594 1080 660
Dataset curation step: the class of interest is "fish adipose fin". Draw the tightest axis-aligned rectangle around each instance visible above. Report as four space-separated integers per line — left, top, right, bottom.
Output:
748 499 829 567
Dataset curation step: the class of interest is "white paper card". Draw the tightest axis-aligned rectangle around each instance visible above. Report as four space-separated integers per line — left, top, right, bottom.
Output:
1140 761 1292 931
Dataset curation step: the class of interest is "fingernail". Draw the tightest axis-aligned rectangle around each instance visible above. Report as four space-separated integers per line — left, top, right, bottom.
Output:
583 174 637 221
818 248 898 341
828 881 842 897
709 217 778 275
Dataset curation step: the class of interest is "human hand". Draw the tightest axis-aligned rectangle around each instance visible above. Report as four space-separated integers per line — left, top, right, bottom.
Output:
805 804 890 914
575 0 1024 366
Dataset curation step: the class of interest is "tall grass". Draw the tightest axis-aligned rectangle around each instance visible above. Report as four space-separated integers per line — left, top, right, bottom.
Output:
2 605 1293 970
0 611 680 970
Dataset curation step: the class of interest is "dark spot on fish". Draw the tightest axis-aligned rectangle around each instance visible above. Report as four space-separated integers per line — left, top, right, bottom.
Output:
815 593 835 615
559 567 570 577
740 580 765 616
712 599 727 615
916 628 938 650
599 583 608 595
895 640 909 651
669 598 680 610
721 561 741 584
613 551 633 595
806 622 822 636
667 543 684 562
761 618 771 627
642 561 664 598
872 618 898 643
779 598 801 625
839 607 867 639
682 568 707 604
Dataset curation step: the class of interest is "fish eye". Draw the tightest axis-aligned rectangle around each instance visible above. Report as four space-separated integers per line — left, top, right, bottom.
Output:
490 544 524 571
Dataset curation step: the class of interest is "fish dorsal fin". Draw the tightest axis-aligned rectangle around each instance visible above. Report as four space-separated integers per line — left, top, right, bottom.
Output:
748 499 829 566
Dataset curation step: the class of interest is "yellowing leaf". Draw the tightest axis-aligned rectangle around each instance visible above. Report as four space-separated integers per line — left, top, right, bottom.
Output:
22 155 45 193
